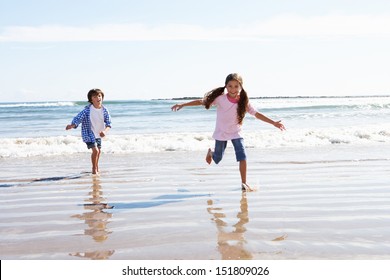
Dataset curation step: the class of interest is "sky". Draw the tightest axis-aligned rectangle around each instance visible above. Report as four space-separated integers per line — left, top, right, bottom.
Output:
1 0 390 102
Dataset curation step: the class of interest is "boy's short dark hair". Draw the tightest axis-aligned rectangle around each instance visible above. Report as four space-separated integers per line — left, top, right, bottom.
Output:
87 88 105 103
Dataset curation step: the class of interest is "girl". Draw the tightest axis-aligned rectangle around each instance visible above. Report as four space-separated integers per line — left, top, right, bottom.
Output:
171 73 285 191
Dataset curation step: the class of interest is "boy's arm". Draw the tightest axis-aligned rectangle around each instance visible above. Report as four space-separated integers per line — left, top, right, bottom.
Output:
255 112 286 131
65 110 85 130
100 108 112 137
103 107 112 128
68 109 87 129
171 99 203 111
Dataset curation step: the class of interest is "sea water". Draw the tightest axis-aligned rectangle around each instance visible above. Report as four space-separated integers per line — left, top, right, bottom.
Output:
1 96 390 260
0 96 390 158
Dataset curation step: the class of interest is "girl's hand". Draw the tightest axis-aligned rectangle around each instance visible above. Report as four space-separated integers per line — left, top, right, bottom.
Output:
171 104 183 111
273 121 286 131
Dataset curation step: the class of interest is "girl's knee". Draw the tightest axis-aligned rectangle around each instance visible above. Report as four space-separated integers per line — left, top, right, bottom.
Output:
232 138 247 162
213 155 222 164
213 140 227 164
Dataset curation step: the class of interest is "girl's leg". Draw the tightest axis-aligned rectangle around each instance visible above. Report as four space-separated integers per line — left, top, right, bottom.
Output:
232 138 253 191
239 160 247 184
206 140 227 164
206 148 213 164
239 160 253 191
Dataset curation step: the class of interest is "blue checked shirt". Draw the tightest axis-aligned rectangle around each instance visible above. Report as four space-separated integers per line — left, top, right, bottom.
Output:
71 104 112 143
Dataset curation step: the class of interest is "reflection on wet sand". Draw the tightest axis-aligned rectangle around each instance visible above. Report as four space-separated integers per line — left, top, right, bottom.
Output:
69 250 115 260
207 192 252 260
70 176 115 259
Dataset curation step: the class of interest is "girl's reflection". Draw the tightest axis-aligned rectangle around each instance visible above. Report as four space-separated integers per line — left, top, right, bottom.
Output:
207 192 252 260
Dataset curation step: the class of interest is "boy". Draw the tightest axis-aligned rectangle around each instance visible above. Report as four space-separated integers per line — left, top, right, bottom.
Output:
66 88 112 174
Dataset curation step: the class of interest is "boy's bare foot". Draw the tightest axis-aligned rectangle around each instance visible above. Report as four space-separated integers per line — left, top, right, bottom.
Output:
205 148 213 164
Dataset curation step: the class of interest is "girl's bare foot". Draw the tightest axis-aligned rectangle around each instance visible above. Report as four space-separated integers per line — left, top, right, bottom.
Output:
241 182 254 192
205 148 213 164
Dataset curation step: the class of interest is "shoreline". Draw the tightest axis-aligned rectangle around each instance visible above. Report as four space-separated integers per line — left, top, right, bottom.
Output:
1 146 390 259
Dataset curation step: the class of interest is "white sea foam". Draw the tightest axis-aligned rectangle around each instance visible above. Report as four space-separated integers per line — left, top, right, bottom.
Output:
0 101 76 108
251 96 390 110
1 124 389 158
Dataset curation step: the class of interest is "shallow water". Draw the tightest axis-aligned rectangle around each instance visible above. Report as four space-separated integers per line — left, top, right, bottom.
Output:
1 145 389 260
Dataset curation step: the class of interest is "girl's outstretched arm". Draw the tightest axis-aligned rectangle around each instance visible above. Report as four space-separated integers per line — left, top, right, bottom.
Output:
255 112 286 131
171 99 203 111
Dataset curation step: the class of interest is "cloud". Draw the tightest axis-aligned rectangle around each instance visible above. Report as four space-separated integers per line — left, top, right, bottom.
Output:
257 14 390 37
1 14 390 42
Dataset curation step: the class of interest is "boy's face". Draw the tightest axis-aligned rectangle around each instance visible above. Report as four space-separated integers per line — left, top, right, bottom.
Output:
91 93 103 108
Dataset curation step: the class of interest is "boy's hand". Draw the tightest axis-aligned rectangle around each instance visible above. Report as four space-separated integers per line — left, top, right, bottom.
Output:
100 127 110 137
65 124 75 130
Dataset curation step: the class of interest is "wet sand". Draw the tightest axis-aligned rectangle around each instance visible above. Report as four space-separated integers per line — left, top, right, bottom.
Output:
1 145 390 259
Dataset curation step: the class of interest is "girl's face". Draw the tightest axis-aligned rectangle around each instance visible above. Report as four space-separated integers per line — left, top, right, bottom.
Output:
226 80 242 98
91 93 103 108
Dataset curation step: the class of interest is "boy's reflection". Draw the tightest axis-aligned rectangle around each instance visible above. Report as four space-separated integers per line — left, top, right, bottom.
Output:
207 192 252 260
69 250 115 260
70 176 114 259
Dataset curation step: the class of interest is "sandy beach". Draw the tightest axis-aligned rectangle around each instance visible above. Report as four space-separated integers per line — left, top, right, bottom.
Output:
1 144 389 260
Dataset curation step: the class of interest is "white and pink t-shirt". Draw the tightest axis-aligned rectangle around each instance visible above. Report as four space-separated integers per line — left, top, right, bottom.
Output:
210 94 257 141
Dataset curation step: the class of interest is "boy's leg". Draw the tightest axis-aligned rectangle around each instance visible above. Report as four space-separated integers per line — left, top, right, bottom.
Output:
91 147 99 174
87 141 99 174
95 139 102 173
96 148 101 173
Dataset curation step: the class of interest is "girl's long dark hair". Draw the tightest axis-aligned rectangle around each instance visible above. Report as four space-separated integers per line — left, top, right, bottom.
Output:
203 73 248 125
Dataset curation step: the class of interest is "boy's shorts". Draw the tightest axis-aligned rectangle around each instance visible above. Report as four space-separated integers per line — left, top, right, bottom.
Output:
213 138 247 164
86 138 102 149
